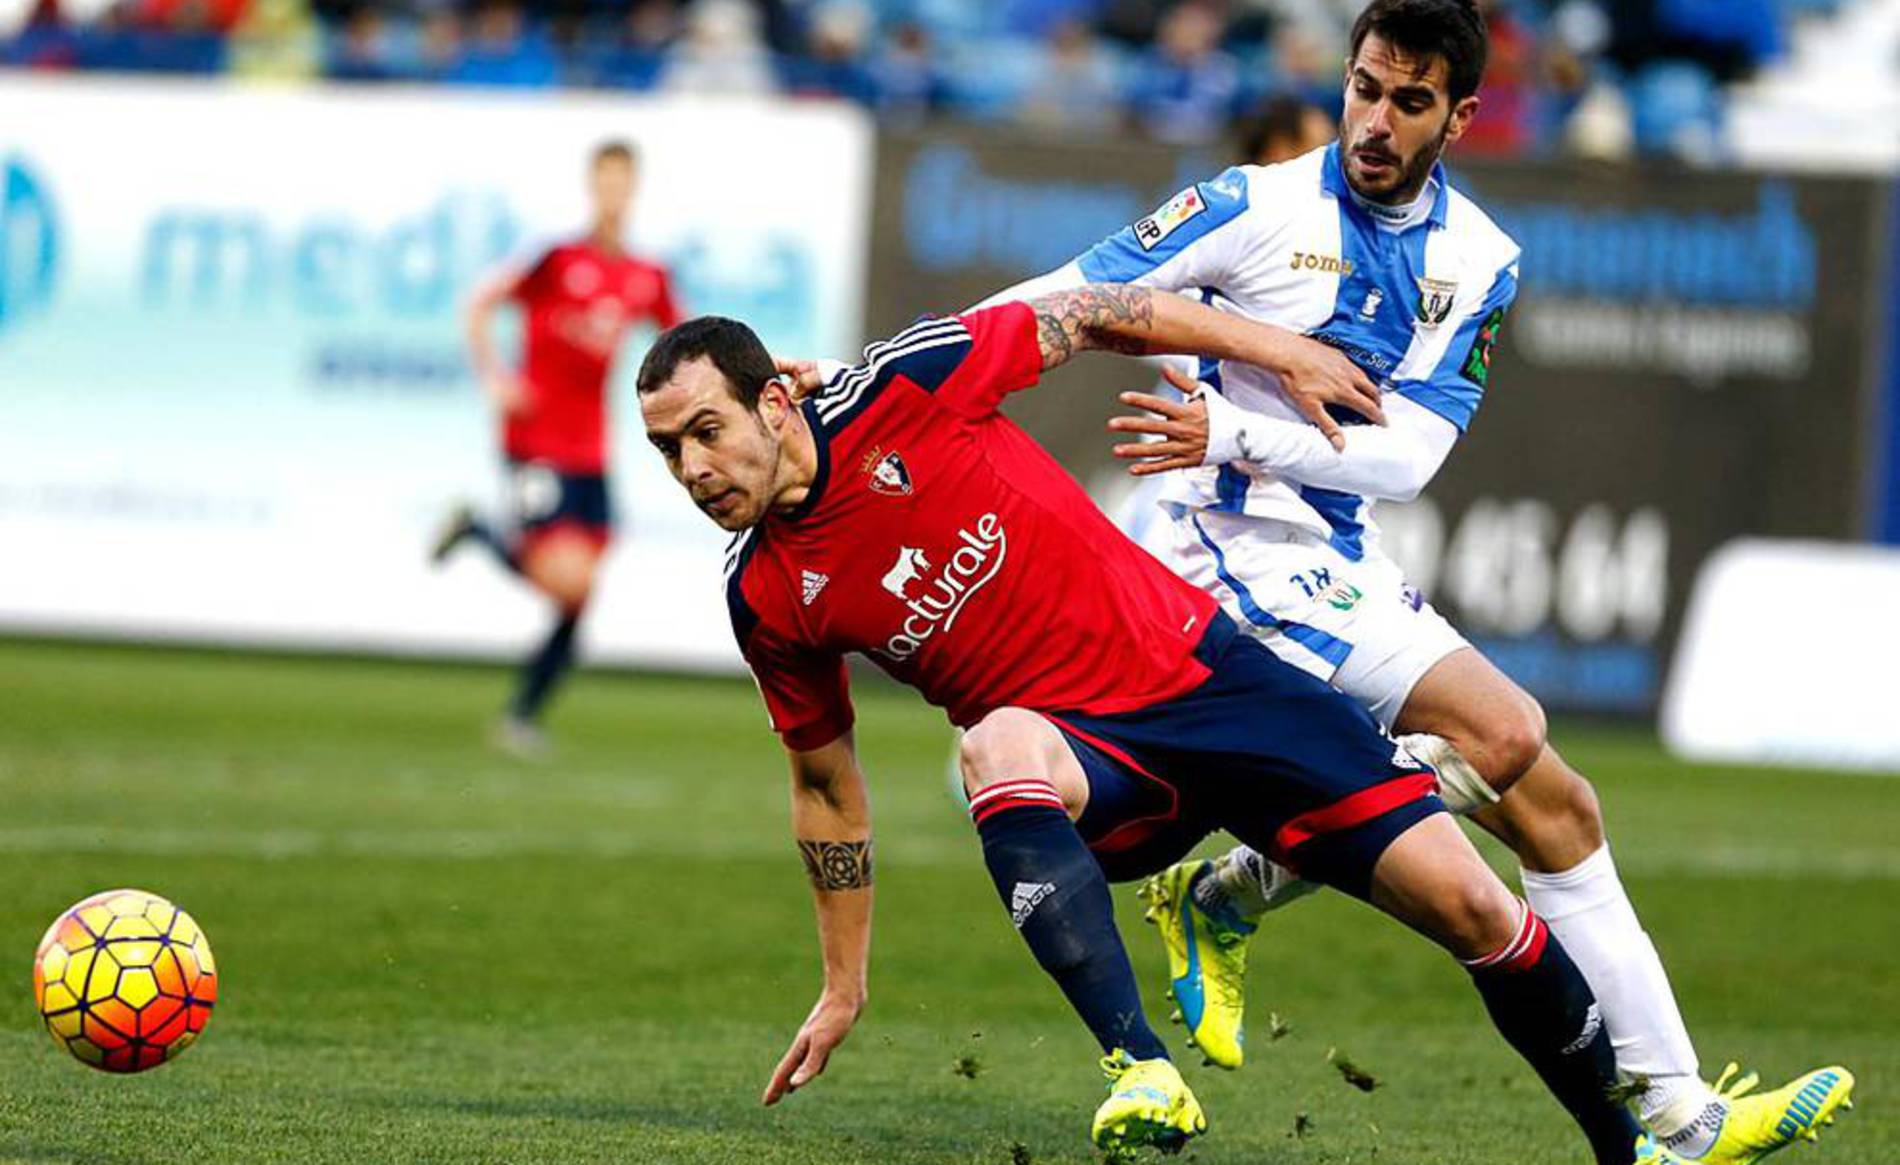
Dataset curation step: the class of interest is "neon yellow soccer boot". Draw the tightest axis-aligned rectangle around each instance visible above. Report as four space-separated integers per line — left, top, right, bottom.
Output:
1138 859 1254 1069
1672 1064 1856 1163
1092 1050 1207 1159
1637 1133 1706 1163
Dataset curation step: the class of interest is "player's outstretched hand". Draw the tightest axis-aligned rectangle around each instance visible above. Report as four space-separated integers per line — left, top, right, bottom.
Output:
1269 333 1384 451
1109 366 1211 476
762 989 862 1106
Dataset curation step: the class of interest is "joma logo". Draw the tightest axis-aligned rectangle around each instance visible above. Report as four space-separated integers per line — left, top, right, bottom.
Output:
1290 251 1355 276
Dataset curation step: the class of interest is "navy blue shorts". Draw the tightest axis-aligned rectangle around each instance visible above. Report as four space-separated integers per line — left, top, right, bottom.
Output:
1049 613 1444 901
506 459 613 550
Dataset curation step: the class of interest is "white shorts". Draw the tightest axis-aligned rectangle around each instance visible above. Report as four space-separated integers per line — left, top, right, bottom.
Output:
1164 508 1469 731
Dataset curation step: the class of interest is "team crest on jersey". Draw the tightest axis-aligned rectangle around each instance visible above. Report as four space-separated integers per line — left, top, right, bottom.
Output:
861 447 914 496
1133 185 1206 251
1415 276 1459 327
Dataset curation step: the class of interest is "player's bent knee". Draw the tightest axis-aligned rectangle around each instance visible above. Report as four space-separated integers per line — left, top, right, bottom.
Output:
1480 695 1547 789
1373 817 1523 957
545 578 592 614
551 569 595 613
958 708 1058 796
1435 874 1525 959
523 540 598 612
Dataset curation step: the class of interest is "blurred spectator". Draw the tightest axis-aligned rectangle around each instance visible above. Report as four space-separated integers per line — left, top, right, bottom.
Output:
1127 0 1242 142
1539 2 1606 151
571 0 675 89
74 0 226 72
1235 93 1332 163
1629 58 1723 161
415 5 459 77
1098 0 1165 48
1458 0 1535 155
783 0 876 102
1018 18 1122 132
1656 0 1783 79
625 0 678 52
658 0 776 95
750 0 799 56
866 19 947 124
1 0 1836 166
47 0 114 20
1605 0 1781 83
445 0 557 87
136 0 246 34
3 0 80 67
227 0 318 79
1563 74 1635 159
1270 19 1345 112
901 0 991 44
325 3 389 81
999 0 1103 40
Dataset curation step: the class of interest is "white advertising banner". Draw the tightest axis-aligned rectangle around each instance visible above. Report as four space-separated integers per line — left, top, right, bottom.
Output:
1663 540 1900 774
0 77 873 670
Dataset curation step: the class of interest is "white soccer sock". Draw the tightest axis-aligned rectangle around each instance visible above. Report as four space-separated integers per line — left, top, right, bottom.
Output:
1206 845 1319 919
1520 845 1720 1145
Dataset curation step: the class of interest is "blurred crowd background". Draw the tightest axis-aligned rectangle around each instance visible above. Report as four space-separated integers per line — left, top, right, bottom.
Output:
3 0 1895 165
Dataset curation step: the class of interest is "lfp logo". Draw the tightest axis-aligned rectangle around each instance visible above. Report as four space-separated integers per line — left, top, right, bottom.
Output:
0 156 58 333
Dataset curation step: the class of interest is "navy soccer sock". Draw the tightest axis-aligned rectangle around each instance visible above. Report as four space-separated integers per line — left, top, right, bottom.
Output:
1465 903 1643 1165
467 519 522 575
969 780 1167 1062
509 612 580 723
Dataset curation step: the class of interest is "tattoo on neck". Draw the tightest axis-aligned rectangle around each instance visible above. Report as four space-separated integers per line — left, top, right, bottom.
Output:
798 839 874 890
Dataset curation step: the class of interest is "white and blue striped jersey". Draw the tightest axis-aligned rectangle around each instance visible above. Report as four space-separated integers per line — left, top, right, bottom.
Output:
1069 143 1520 563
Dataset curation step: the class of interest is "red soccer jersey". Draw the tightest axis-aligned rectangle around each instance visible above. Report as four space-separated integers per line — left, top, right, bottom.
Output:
504 239 683 474
726 303 1222 752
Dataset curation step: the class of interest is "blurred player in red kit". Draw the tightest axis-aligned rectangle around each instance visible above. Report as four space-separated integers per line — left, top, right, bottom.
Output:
433 140 683 754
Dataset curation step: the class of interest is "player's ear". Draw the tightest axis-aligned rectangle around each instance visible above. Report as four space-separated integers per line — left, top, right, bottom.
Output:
1444 94 1479 145
757 374 794 427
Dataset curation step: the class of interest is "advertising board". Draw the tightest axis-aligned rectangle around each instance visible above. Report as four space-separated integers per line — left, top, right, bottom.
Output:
0 78 873 669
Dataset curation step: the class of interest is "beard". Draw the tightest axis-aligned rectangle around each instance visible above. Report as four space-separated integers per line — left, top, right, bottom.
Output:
1340 117 1450 205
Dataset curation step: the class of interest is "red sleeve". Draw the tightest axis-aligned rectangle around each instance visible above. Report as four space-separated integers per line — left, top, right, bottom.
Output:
932 302 1044 420
742 627 855 753
651 268 684 330
508 249 559 305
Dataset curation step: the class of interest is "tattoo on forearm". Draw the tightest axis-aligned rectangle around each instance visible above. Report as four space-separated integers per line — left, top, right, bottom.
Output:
1032 285 1155 370
798 840 874 890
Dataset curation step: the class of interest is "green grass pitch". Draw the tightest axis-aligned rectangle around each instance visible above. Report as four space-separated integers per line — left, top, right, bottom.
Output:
0 638 1891 1164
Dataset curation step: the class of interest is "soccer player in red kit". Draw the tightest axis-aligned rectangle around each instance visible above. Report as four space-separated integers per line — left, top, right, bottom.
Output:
637 288 1664 1163
434 140 682 753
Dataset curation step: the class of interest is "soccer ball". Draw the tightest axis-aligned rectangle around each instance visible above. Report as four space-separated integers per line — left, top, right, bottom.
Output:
32 888 218 1072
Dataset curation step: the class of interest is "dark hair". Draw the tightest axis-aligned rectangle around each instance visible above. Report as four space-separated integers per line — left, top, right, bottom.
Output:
1237 95 1324 164
636 316 777 409
1348 0 1488 104
593 139 637 167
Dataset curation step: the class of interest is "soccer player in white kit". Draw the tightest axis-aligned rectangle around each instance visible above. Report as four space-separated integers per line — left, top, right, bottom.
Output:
983 2 1852 1160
